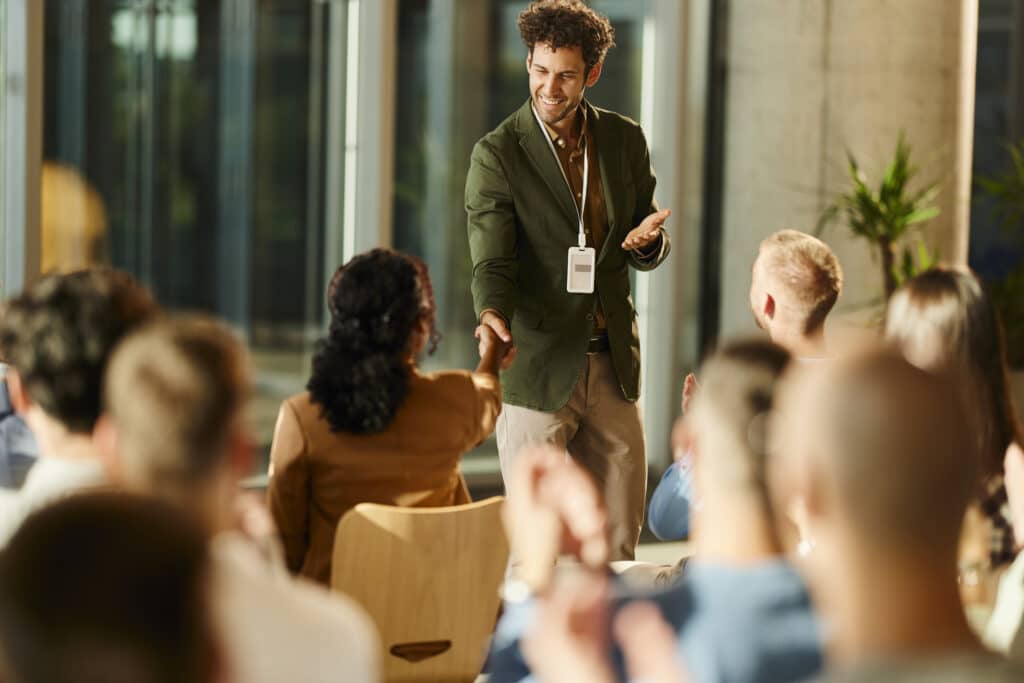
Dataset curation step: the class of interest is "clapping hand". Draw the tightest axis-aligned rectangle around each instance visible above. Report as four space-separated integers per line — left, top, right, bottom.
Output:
502 444 609 592
524 574 691 683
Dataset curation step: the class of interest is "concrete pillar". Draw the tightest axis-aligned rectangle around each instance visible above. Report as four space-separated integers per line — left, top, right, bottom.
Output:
717 0 979 337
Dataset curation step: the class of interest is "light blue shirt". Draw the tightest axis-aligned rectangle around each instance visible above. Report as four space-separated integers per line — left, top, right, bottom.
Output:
0 376 38 489
486 559 823 683
647 459 693 541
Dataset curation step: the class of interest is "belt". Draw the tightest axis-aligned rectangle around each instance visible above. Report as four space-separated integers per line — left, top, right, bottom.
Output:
587 332 610 354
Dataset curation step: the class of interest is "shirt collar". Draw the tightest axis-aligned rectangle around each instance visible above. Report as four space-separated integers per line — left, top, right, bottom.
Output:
539 104 588 154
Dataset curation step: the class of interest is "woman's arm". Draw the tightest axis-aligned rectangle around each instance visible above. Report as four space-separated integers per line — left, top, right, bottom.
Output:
266 401 312 574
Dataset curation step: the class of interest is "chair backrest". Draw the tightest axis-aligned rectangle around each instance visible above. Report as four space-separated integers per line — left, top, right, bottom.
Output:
331 496 509 683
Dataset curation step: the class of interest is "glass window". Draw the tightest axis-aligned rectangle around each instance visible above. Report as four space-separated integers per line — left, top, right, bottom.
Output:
0 0 6 285
392 0 652 470
972 0 1024 276
43 0 349 471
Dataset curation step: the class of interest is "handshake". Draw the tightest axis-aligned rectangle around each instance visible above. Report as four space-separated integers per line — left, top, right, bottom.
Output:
475 310 516 373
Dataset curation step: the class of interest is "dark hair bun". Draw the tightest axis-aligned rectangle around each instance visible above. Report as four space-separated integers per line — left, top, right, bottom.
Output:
308 249 435 434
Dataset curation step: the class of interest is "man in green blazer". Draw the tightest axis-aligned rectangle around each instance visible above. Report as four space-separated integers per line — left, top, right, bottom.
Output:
466 0 671 560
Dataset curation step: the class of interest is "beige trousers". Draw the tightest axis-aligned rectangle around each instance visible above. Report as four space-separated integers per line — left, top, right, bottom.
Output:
496 352 647 561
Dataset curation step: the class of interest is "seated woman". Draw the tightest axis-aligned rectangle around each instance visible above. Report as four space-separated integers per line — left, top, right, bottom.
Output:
268 249 511 585
886 266 1023 570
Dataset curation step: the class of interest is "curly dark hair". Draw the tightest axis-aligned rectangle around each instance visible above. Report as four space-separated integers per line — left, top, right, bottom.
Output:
308 249 439 434
518 0 615 72
0 268 159 433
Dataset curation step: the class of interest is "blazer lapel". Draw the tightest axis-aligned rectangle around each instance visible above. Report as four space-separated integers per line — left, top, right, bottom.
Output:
589 102 623 265
515 100 579 231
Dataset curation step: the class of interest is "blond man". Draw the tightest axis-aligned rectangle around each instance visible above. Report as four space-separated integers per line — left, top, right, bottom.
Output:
748 229 843 358
100 317 378 683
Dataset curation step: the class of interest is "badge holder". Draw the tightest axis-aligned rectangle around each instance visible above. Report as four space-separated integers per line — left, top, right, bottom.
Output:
567 245 596 294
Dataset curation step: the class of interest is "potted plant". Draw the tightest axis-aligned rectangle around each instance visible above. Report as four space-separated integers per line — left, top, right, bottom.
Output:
817 132 940 300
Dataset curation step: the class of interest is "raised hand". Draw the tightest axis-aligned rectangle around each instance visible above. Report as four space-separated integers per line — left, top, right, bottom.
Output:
502 444 609 592
622 208 671 251
523 570 616 683
615 601 691 683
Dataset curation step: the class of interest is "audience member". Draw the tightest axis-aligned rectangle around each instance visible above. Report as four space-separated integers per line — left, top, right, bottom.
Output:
0 268 158 545
749 229 843 358
985 442 1024 659
772 348 1023 681
489 340 822 683
101 316 379 683
0 492 219 683
886 267 1023 568
649 229 842 543
267 248 512 585
0 363 38 488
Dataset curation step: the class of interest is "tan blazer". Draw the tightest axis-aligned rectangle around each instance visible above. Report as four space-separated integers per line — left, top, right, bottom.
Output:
267 370 501 585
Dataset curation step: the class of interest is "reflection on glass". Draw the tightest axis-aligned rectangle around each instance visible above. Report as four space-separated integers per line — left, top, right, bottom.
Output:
392 0 650 369
43 0 347 469
972 0 1024 276
0 0 6 276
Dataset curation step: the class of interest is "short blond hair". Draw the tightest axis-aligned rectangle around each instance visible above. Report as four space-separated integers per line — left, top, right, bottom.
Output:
105 316 249 493
758 230 843 332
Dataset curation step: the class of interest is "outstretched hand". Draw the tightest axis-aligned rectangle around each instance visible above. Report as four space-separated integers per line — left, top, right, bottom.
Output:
622 208 671 251
476 310 515 370
476 322 516 370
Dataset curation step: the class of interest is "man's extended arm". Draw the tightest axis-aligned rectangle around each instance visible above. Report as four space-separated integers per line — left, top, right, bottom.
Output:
467 139 519 324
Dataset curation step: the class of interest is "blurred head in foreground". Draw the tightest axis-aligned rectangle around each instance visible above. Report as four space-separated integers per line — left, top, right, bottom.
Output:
683 339 791 553
0 493 218 683
771 347 977 664
0 268 158 438
101 316 251 533
886 266 1021 487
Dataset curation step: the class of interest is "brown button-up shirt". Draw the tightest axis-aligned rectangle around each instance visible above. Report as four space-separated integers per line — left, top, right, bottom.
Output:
542 107 608 333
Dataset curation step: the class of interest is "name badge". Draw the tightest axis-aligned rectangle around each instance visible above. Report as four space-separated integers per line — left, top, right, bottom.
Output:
567 247 596 294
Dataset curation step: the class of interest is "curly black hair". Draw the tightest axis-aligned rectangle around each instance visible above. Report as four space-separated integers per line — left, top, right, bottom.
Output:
0 268 159 433
518 0 615 72
308 249 439 434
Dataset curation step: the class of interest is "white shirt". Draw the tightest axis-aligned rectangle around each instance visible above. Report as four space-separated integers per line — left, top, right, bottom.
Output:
0 455 108 546
210 532 379 683
985 551 1024 661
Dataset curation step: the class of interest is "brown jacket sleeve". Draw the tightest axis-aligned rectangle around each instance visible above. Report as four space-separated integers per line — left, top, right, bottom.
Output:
468 372 502 446
267 400 311 574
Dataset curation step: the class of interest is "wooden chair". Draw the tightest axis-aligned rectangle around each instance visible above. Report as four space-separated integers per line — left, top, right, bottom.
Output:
331 497 509 683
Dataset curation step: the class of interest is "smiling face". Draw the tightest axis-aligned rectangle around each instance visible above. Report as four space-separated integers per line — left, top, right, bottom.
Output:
527 43 601 129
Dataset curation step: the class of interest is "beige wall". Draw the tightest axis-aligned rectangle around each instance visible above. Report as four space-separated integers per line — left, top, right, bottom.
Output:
718 0 978 337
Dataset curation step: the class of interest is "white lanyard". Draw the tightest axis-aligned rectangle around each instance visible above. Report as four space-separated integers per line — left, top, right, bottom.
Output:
532 105 589 249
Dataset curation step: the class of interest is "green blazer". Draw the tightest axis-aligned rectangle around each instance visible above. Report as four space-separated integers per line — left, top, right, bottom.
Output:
466 99 671 412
